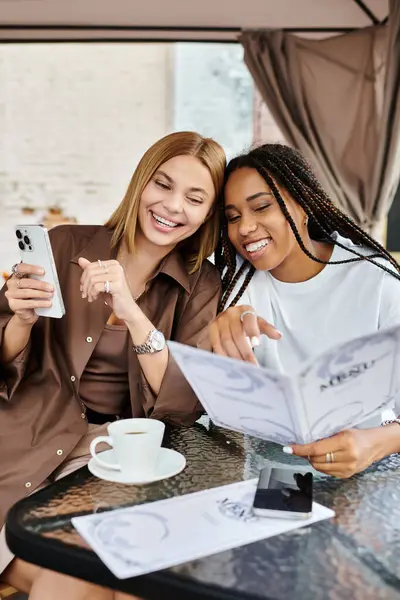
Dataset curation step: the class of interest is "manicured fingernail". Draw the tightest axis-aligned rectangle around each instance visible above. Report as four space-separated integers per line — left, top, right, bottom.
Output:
82 293 86 299
282 446 293 454
275 330 283 337
251 336 260 347
246 336 252 348
37 269 45 275
45 284 53 291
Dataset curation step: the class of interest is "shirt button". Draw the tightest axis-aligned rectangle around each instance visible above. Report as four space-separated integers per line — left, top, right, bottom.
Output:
71 375 76 382
25 482 32 488
86 336 93 343
57 449 63 456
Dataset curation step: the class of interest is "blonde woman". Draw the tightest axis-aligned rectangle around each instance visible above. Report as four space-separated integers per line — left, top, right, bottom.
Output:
0 131 226 599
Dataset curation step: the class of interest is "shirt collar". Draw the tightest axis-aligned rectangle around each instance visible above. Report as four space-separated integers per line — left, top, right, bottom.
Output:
154 250 191 293
70 226 191 293
70 227 117 265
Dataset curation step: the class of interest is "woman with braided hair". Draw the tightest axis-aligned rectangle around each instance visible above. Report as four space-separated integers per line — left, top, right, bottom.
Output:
210 143 400 479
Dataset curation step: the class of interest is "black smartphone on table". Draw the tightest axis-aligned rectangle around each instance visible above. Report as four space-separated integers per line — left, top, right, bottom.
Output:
252 466 313 519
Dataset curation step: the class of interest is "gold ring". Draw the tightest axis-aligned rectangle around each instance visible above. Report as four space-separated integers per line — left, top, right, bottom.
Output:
325 452 334 464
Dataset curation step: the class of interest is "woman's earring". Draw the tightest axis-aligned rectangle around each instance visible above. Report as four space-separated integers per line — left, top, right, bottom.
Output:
304 216 309 226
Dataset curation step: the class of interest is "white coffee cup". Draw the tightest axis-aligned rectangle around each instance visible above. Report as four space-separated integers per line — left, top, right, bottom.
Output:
89 418 165 478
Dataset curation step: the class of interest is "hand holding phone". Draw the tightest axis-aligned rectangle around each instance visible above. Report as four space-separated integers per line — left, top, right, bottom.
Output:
8 225 65 320
252 466 313 519
5 262 54 325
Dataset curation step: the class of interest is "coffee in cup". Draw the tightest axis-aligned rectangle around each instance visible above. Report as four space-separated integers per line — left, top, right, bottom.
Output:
89 418 165 478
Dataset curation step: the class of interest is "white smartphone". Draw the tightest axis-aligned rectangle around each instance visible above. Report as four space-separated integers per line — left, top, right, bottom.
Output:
252 466 313 519
15 224 65 319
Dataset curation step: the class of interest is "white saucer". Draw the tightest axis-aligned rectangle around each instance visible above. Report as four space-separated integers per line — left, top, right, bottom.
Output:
88 448 186 485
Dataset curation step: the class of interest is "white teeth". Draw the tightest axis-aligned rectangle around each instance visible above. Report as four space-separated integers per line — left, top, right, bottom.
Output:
152 213 179 228
245 238 270 253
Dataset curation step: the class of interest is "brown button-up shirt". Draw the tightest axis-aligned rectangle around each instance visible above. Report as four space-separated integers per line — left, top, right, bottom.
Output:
0 225 221 527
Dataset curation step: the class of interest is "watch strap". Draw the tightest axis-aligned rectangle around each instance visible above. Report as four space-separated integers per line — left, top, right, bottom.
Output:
382 418 400 427
132 329 164 355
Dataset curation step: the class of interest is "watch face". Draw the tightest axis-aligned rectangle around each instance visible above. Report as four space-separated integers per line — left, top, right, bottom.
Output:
151 330 166 351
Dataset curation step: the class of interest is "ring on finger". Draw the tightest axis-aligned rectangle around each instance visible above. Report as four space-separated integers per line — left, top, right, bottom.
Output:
98 258 108 273
11 263 24 279
104 280 110 294
325 452 335 464
240 309 257 323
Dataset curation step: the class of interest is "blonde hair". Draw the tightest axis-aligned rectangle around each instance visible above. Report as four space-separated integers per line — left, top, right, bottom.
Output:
105 131 226 273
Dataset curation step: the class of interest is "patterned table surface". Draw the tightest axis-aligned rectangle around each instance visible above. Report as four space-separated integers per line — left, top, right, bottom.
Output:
6 419 400 600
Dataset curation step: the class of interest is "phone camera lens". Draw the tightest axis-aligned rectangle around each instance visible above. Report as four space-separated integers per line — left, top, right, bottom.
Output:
18 241 25 251
23 235 31 245
16 230 22 239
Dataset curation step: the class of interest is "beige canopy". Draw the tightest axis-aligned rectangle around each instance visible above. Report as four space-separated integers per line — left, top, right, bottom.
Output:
0 0 389 42
1 0 396 244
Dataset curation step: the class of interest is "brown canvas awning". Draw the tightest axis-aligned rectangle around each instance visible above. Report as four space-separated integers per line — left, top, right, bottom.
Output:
0 0 389 42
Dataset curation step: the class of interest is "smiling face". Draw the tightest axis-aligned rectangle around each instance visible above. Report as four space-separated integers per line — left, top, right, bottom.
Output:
224 167 309 275
137 155 216 252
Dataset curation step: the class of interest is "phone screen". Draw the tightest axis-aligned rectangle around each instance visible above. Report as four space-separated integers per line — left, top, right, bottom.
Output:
253 467 313 516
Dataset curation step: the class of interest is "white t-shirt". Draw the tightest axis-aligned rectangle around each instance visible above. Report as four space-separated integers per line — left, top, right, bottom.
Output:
228 234 400 423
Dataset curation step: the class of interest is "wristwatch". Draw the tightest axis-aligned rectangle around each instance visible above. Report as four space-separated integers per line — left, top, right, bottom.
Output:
132 329 166 354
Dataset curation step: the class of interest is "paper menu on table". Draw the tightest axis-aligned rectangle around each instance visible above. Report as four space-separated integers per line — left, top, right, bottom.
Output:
72 479 334 579
168 324 400 444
